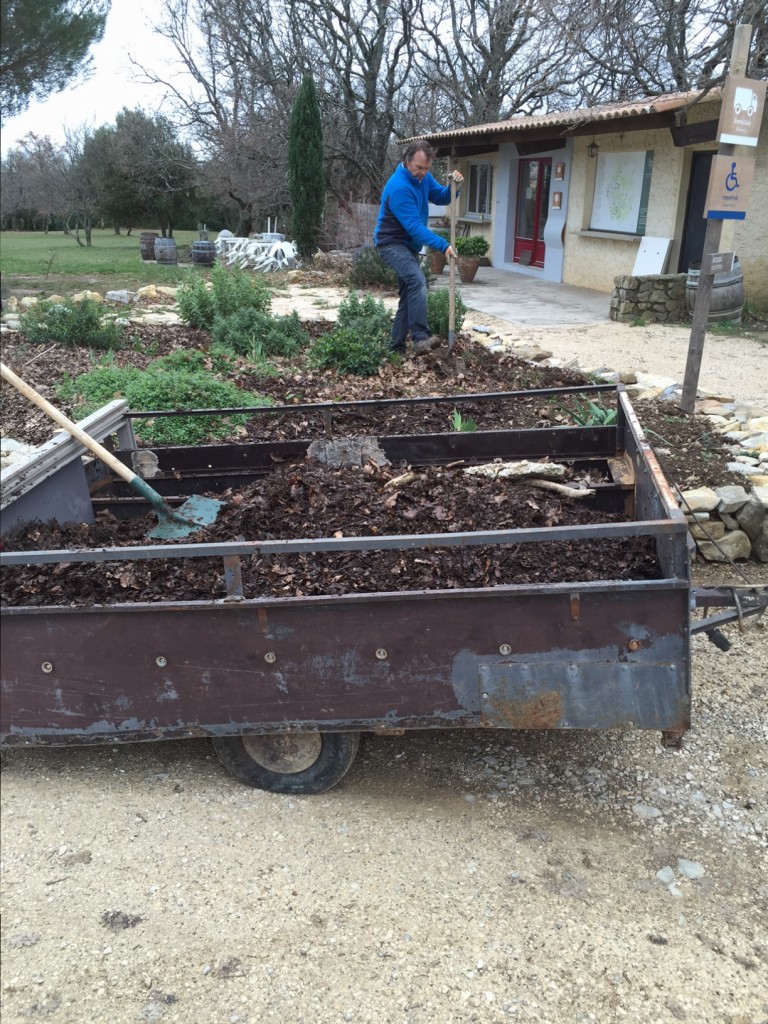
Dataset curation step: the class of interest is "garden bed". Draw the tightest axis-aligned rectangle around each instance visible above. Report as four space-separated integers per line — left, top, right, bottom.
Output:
1 458 662 607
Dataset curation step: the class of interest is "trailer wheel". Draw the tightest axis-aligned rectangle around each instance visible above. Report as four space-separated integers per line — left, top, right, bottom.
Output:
212 732 360 794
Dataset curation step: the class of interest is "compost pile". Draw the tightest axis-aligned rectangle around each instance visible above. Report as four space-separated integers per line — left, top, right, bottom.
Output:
1 460 661 608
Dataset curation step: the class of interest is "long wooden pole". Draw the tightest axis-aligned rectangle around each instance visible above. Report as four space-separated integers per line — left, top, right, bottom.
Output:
680 24 752 413
448 156 458 352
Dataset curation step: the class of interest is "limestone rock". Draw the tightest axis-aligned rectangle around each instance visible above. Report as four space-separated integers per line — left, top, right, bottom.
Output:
137 285 159 299
679 487 719 512
697 530 752 562
71 290 103 303
735 496 766 540
751 522 768 562
19 296 38 308
156 286 179 298
105 290 138 304
130 312 181 325
714 484 750 514
689 521 726 541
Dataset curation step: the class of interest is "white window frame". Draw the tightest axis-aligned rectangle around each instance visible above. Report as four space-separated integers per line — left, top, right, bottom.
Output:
464 161 493 220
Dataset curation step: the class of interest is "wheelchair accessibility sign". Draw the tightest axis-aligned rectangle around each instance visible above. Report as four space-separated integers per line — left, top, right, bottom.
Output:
705 154 755 220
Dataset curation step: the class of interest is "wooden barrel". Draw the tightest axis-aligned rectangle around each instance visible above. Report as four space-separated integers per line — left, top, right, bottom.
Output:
191 240 216 266
139 231 159 261
154 237 178 265
685 259 744 324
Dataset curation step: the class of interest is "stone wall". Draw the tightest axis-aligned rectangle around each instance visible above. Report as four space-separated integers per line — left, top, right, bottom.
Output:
680 484 768 563
610 273 688 323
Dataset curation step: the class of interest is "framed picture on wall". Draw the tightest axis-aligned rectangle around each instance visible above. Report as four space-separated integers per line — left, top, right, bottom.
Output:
554 162 565 180
552 192 562 209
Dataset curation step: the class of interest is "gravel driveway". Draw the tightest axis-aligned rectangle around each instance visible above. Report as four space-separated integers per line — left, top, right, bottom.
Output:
2 601 766 1024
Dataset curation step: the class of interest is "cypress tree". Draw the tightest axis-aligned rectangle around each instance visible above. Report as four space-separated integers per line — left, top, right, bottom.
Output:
288 74 325 262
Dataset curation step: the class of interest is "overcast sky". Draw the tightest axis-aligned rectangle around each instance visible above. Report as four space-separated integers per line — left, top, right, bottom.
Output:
1 0 184 155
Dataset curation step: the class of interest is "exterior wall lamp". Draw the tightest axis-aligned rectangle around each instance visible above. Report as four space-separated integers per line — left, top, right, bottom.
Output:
588 139 599 158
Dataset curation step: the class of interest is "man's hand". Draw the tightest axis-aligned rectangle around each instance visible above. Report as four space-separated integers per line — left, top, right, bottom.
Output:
445 244 459 259
448 170 464 185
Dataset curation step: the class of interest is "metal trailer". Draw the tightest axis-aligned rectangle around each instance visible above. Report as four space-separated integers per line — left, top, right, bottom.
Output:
1 386 765 793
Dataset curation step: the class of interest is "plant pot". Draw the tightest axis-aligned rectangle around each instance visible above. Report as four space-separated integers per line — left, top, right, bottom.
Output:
457 257 480 284
429 251 447 274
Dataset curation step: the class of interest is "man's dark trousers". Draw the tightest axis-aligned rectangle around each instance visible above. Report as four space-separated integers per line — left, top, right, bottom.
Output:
377 243 429 352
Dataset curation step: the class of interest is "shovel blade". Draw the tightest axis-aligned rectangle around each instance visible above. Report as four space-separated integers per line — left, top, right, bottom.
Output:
147 494 225 540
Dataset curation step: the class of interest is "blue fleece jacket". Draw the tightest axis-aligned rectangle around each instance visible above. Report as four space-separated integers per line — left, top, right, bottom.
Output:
374 162 454 253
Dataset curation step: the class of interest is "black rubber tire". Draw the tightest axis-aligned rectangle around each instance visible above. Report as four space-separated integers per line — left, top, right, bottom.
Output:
212 731 360 794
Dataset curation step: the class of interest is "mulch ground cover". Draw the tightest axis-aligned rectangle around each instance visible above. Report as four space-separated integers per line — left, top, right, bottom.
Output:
1 325 735 607
1 460 662 607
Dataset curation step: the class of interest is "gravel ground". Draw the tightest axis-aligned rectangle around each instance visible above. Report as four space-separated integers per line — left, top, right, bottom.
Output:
1 597 766 1024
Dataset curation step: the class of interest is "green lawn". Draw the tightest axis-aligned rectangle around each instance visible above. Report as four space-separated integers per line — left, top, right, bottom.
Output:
0 229 208 294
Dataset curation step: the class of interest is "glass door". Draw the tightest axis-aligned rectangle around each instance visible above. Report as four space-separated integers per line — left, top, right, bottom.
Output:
513 158 552 268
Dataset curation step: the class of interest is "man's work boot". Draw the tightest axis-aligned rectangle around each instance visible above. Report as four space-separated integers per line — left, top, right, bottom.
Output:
412 335 442 356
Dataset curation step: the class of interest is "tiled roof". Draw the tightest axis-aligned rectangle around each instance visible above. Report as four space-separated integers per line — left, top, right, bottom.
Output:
404 87 722 143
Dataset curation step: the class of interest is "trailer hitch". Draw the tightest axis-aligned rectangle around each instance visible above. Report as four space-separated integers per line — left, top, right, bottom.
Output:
691 586 768 650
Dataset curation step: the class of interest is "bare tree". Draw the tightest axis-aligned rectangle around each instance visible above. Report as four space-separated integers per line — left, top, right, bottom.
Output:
131 0 298 232
410 0 581 129
286 0 418 197
556 0 768 105
135 0 419 215
4 134 73 231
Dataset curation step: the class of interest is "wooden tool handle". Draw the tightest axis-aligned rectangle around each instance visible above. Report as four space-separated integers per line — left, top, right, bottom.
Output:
449 179 457 344
1 361 138 487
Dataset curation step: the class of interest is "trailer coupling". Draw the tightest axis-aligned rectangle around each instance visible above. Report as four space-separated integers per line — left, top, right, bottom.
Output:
691 586 768 650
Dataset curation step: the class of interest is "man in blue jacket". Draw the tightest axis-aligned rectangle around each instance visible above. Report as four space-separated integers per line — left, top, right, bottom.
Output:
374 141 462 356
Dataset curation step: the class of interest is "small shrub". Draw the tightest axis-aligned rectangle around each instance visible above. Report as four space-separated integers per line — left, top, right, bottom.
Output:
336 291 392 343
212 308 309 359
210 264 272 319
455 235 489 258
176 265 272 331
309 325 389 376
427 287 467 338
176 273 216 330
19 298 124 349
348 245 398 289
58 356 271 446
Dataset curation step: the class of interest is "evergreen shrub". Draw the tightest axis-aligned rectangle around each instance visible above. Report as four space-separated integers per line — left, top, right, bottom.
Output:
19 299 124 349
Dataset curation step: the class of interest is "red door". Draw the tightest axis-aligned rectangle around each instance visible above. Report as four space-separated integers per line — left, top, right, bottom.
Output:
513 158 552 268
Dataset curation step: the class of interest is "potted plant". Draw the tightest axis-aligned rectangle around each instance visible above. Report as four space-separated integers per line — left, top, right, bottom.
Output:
427 230 451 274
454 235 490 284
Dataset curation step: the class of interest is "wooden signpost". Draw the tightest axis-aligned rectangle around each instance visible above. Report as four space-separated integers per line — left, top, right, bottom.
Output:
680 25 763 414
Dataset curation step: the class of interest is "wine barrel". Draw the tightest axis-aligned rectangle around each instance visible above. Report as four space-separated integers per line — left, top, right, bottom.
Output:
685 259 744 324
139 231 159 261
191 240 217 266
154 237 178 265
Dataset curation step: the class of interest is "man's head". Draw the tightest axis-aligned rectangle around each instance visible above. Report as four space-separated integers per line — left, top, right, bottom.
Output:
403 141 434 181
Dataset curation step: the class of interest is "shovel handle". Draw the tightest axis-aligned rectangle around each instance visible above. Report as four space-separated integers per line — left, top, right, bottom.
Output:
1 361 139 488
448 178 457 349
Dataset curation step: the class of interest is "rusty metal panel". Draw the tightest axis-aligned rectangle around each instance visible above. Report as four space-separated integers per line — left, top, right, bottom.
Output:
1 582 690 747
